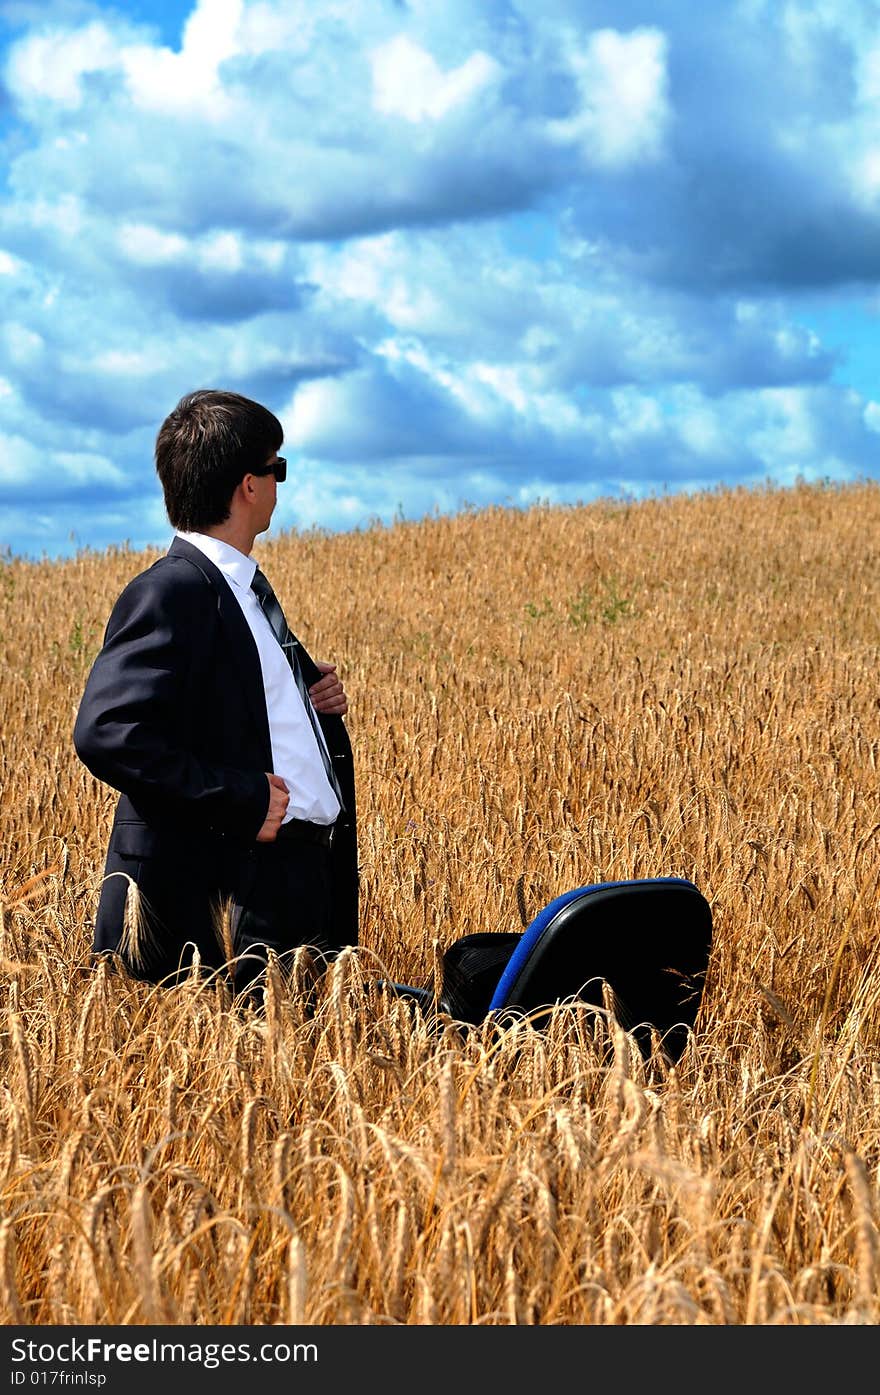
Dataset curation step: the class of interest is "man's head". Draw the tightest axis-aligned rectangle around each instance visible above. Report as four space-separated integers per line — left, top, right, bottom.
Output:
156 389 284 532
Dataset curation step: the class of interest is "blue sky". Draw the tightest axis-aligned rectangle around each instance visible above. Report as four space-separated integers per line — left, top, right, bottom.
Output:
1 0 879 559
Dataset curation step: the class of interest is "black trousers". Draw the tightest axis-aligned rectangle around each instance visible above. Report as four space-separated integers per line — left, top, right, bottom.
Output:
92 833 338 1000
230 838 336 1001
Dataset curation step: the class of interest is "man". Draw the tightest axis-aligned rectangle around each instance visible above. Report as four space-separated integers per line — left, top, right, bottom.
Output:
73 389 357 998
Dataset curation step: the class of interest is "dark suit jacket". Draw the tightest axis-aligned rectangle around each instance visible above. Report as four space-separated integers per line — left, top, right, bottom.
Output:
73 536 358 979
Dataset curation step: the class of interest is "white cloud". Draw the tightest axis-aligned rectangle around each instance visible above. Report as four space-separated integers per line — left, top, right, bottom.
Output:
90 350 164 377
851 148 880 206
750 388 817 459
855 39 880 105
23 197 86 240
119 224 189 266
5 21 120 107
863 401 880 433
287 378 334 448
471 362 530 414
197 232 244 273
121 0 244 114
52 451 128 485
371 35 500 122
4 324 45 365
0 432 40 483
5 0 246 120
548 27 671 166
677 404 725 458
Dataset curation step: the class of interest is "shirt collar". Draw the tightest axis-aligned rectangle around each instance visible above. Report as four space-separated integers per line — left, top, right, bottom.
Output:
175 530 257 590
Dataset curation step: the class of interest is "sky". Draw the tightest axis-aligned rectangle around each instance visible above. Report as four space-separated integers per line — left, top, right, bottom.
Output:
1 0 879 559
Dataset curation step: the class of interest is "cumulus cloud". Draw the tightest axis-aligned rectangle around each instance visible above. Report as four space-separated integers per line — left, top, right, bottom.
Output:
546 27 670 167
370 35 501 123
0 0 878 556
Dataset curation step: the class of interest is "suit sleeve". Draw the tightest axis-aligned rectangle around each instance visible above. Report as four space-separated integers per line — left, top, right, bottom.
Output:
73 567 269 839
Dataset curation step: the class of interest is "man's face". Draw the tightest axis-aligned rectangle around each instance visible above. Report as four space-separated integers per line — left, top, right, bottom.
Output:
253 453 283 533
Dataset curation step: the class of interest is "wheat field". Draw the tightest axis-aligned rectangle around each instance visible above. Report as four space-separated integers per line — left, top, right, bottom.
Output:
2 478 880 1326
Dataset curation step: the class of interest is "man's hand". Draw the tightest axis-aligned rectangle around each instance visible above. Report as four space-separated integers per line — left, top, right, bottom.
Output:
309 660 349 716
256 772 290 842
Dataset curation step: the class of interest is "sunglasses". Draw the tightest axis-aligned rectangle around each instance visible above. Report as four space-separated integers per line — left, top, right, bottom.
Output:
252 456 287 483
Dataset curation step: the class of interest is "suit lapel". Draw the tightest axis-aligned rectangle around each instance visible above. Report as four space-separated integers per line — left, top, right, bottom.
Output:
167 536 272 765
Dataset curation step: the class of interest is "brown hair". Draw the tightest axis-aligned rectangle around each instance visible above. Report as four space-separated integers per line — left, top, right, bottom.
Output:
155 389 283 531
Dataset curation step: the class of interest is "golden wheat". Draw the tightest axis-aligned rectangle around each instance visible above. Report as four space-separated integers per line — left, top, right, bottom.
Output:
1 480 880 1323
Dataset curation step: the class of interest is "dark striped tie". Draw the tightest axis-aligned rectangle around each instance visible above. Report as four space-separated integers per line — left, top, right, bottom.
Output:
250 566 345 811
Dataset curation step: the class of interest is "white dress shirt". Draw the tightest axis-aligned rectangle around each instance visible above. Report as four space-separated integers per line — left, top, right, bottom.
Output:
176 531 340 826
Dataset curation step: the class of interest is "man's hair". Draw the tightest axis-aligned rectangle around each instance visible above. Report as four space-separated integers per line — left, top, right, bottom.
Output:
155 389 284 531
